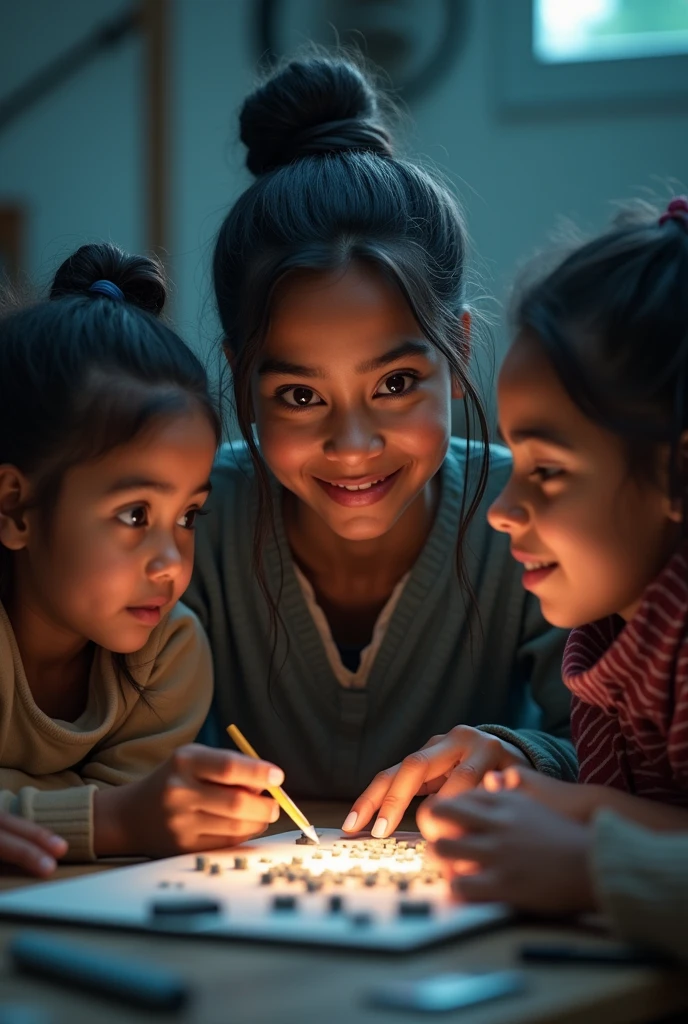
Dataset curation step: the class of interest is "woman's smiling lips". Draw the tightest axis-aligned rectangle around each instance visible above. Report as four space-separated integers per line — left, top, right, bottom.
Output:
315 467 403 506
511 549 559 591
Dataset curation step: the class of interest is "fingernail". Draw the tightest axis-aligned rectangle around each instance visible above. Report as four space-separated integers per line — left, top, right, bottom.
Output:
47 834 67 852
371 817 387 839
342 812 358 832
38 855 56 874
267 767 284 786
270 804 280 823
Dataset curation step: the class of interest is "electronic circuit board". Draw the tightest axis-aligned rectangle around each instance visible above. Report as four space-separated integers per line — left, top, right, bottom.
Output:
0 829 509 952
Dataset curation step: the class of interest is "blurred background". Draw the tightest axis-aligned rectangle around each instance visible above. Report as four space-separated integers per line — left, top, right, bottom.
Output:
1 0 687 425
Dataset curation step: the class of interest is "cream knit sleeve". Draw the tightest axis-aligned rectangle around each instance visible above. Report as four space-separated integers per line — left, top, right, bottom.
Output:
0 603 213 861
591 809 688 962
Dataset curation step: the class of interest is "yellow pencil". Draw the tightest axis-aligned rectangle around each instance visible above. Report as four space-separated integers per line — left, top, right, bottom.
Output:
227 724 320 845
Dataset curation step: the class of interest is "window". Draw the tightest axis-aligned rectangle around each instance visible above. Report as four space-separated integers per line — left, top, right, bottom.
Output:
534 0 688 65
495 0 688 112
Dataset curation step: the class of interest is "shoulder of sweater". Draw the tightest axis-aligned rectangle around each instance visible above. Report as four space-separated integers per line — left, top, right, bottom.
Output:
447 436 511 469
125 601 207 677
208 441 257 507
446 437 513 498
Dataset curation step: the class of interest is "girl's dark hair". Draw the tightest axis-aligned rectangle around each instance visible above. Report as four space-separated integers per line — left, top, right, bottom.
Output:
0 242 221 690
515 202 688 512
213 55 490 633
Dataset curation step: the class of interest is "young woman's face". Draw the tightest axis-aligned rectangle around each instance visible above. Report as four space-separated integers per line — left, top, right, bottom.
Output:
252 263 460 541
18 407 216 653
488 332 681 628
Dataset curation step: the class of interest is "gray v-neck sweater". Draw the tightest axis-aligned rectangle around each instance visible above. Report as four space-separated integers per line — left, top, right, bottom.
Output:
184 439 576 798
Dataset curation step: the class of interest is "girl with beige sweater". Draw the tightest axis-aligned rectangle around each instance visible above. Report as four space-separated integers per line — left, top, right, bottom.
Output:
0 244 283 876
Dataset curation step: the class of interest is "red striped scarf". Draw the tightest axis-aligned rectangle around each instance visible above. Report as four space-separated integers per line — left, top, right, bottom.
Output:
563 544 688 805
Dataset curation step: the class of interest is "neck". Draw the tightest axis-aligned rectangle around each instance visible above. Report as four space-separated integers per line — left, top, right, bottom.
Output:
6 573 90 697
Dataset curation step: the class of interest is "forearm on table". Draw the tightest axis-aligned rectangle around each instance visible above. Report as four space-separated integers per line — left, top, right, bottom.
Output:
93 783 138 857
582 786 688 831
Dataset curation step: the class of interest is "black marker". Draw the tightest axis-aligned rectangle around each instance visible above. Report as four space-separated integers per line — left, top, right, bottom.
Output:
9 932 190 1012
519 942 670 967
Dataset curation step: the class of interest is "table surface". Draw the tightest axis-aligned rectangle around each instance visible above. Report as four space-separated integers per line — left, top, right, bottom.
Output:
0 801 685 1024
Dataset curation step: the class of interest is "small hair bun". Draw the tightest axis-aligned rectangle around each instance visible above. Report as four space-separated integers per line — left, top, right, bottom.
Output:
240 56 394 176
50 243 167 316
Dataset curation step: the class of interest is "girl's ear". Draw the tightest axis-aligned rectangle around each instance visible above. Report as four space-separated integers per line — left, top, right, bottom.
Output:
0 466 31 551
451 310 472 401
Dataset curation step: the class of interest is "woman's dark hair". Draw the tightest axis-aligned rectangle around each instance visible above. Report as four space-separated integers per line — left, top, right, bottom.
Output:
0 242 221 690
213 55 490 632
514 201 688 514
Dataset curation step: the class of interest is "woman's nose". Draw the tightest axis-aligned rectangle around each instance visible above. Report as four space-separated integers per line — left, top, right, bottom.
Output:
323 409 384 464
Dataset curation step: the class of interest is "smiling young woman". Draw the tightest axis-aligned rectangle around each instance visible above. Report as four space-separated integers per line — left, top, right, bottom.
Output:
183 55 576 831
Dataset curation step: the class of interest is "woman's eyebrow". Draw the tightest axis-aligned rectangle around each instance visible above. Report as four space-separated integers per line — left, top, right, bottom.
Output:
356 339 432 373
258 339 431 379
258 358 322 378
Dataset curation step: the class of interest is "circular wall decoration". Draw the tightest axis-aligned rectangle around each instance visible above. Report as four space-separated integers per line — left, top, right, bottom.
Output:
255 0 469 104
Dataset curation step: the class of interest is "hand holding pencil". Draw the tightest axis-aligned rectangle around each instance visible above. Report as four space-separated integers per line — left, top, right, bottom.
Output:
227 725 320 844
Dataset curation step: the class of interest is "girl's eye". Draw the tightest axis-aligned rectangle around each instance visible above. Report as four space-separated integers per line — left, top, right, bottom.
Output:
176 507 209 530
116 505 148 528
532 466 563 482
376 372 418 397
278 386 324 408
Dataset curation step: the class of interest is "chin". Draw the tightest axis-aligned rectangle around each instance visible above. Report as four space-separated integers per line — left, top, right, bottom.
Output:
326 514 395 542
539 600 592 631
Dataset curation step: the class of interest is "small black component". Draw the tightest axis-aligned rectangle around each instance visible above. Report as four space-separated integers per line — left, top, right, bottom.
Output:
397 877 410 891
306 878 323 893
260 872 274 885
209 863 222 876
295 832 318 846
351 912 372 927
398 900 432 917
233 856 248 870
150 897 221 916
195 855 207 871
273 895 297 911
328 894 344 913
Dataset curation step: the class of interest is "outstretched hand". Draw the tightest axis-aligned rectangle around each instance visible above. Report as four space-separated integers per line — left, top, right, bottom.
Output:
418 787 596 915
342 726 530 838
0 810 68 877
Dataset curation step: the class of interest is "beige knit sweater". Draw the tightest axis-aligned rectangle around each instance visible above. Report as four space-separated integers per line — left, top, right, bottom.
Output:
0 601 212 861
592 810 688 962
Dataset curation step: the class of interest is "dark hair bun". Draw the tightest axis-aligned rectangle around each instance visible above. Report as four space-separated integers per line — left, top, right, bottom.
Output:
50 243 167 316
240 56 394 176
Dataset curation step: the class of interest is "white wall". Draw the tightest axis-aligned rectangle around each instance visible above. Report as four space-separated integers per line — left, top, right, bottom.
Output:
0 0 143 292
2 0 686 411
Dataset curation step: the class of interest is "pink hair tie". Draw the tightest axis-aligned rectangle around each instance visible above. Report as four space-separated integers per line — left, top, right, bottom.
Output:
659 196 688 228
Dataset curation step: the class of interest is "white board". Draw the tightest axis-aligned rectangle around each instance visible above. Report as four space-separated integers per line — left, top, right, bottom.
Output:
0 829 509 952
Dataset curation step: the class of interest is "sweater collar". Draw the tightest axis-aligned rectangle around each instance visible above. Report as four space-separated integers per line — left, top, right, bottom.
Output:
563 543 688 708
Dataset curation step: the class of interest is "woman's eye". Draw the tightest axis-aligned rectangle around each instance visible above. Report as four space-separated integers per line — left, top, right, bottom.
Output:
279 386 323 408
116 505 148 527
376 373 417 397
532 466 563 482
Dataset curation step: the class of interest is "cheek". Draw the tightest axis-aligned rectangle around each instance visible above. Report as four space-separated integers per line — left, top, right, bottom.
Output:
257 414 315 480
46 518 137 605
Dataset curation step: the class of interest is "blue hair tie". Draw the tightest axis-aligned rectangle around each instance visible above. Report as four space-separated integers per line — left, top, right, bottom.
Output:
89 279 125 302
